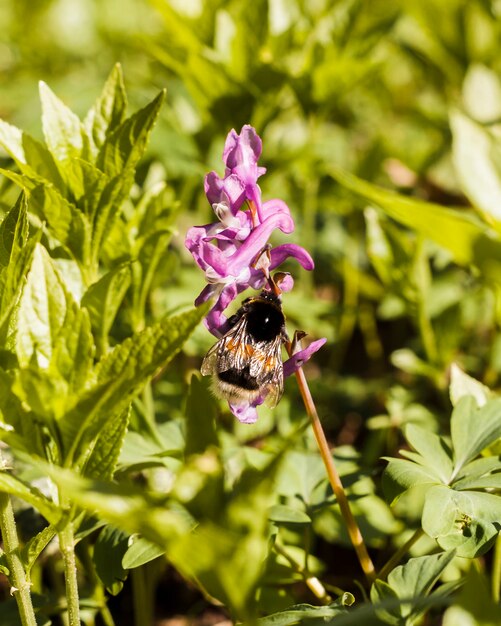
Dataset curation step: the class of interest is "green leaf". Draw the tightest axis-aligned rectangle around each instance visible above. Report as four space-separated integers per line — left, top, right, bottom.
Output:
16 245 67 368
82 407 130 480
382 458 440 505
39 81 87 162
371 551 456 624
449 363 491 408
256 600 352 626
93 525 129 595
422 485 501 557
0 472 60 524
404 424 453 483
60 304 209 464
443 566 501 626
84 63 127 156
451 109 501 226
96 90 165 177
184 373 218 456
329 167 496 267
81 264 131 355
451 396 501 474
122 536 165 569
268 505 311 525
21 525 57 574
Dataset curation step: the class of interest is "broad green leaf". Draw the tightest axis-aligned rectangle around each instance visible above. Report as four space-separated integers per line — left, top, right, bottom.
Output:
122 537 165 569
39 81 87 162
451 396 501 474
184 374 218 456
268 505 311 525
256 599 353 626
84 63 128 156
371 551 456 624
93 525 129 595
404 424 453 483
422 485 501 557
449 363 490 408
43 466 189 547
81 264 131 355
118 420 184 472
96 90 165 177
382 458 440 505
451 109 501 226
0 473 60 524
16 245 67 368
60 304 209 464
329 167 496 267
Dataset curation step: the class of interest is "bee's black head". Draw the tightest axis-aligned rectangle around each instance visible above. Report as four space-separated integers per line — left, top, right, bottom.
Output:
245 292 285 342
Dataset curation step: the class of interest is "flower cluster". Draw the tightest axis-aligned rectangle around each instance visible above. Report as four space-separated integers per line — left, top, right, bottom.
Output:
186 125 325 422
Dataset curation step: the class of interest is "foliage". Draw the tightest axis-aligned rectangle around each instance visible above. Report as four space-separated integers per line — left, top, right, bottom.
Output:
2 1 501 625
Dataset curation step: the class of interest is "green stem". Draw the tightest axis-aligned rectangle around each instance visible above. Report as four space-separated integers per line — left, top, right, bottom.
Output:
0 492 38 626
377 528 425 581
290 355 376 585
492 533 501 602
58 521 81 626
274 540 332 604
132 567 152 626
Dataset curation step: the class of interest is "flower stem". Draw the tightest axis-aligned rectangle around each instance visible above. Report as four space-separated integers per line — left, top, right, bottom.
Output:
0 492 38 626
292 363 376 584
58 521 81 626
377 528 425 581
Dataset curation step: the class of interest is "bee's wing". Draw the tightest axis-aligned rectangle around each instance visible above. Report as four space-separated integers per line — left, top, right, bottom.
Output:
201 316 249 376
200 341 221 376
249 336 284 408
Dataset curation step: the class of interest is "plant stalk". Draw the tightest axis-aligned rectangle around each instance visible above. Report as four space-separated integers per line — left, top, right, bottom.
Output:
292 364 376 584
492 533 501 602
0 492 38 626
58 521 81 626
377 528 425 581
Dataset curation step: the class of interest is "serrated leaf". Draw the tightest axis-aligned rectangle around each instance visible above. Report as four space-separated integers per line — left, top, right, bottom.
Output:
84 63 128 156
96 90 165 177
93 525 129 595
382 458 440 505
39 81 87 162
404 424 453 483
451 396 501 474
60 304 209 464
0 473 60 524
21 525 57 574
16 245 67 368
82 407 130 480
451 109 501 225
449 363 490 408
122 536 165 569
329 167 498 267
81 264 131 355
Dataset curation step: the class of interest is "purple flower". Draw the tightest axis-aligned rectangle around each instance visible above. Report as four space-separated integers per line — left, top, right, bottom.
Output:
185 125 325 422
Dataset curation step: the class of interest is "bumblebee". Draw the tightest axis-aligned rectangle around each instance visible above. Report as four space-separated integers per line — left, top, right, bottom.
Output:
201 291 287 407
